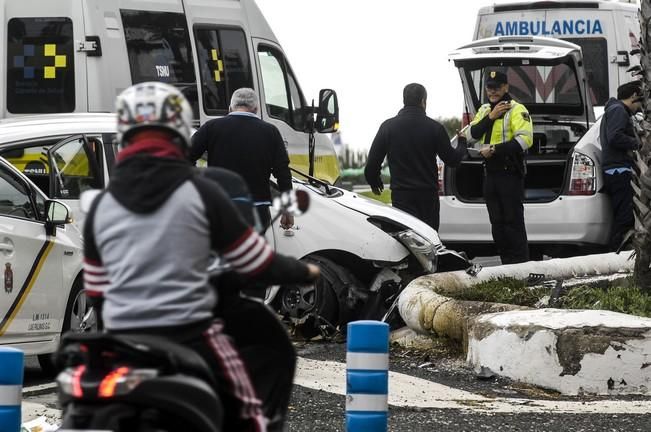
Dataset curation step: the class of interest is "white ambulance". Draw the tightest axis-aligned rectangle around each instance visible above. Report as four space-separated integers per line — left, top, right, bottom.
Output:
473 0 640 113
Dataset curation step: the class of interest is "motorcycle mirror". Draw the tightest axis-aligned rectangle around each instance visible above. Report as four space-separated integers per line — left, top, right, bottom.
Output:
295 189 310 213
272 190 310 216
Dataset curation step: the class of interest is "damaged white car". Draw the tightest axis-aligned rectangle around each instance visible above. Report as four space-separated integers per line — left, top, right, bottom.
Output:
0 114 471 337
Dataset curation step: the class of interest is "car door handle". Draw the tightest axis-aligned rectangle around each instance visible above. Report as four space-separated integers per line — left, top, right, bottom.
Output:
0 242 14 253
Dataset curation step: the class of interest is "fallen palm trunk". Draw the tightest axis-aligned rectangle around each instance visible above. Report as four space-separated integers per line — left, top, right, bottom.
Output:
398 251 635 344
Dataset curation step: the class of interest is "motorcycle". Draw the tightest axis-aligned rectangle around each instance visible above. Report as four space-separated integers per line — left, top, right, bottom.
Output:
55 169 310 432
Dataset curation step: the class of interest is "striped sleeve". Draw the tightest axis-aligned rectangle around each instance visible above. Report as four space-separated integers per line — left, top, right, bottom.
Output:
83 258 109 298
222 227 274 276
82 191 108 298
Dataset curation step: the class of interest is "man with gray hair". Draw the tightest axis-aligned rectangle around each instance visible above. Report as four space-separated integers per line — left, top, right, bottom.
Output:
190 87 294 229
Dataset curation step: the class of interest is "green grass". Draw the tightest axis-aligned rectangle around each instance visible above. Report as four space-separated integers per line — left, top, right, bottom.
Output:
449 277 547 307
558 281 651 318
446 276 651 317
358 189 392 204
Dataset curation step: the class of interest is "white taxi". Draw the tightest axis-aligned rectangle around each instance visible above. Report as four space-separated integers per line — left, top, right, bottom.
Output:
0 156 89 371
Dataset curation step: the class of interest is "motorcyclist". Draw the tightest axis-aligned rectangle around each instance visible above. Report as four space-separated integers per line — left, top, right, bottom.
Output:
82 82 319 432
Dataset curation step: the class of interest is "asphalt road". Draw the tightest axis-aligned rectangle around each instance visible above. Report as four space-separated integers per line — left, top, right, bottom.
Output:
24 340 651 431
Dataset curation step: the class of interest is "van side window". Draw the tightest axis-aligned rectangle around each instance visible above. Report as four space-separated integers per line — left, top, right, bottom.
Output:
194 27 253 115
120 10 198 119
6 17 75 114
257 47 308 131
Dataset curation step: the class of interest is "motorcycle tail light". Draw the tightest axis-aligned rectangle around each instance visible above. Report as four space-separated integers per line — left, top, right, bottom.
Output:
57 366 158 399
98 367 158 398
57 365 86 398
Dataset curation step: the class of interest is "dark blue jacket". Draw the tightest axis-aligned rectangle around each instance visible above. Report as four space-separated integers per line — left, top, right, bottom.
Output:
600 98 639 171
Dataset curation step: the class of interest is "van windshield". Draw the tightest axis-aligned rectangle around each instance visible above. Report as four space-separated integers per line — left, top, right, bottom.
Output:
121 10 198 118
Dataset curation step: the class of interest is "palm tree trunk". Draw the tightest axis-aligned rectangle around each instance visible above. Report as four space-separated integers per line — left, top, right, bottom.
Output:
634 1 651 292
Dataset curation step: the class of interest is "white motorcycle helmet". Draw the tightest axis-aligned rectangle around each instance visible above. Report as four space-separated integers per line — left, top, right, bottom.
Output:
115 81 193 151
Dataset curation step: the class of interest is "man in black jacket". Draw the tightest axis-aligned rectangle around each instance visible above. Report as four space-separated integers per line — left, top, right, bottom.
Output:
600 80 643 250
190 88 293 229
364 83 467 231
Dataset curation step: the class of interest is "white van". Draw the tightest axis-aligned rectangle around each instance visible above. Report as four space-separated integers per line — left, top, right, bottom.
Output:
473 0 640 114
1 0 339 183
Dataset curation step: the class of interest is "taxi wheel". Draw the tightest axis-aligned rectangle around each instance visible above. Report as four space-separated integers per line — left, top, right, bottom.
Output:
38 278 100 375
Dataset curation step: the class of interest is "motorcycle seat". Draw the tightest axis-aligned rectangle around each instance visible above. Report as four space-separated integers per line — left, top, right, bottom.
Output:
60 332 217 388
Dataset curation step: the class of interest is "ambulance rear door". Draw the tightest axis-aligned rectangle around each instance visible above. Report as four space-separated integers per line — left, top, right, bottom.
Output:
3 0 87 118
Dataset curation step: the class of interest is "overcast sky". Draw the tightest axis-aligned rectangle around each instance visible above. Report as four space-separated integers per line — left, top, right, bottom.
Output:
255 0 516 149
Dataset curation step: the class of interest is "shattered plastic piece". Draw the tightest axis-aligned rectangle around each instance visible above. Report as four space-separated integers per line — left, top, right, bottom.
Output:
21 416 59 432
465 263 483 277
534 295 550 308
526 273 545 285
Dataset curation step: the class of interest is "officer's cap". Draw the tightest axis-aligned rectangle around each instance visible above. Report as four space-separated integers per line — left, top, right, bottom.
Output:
485 70 508 87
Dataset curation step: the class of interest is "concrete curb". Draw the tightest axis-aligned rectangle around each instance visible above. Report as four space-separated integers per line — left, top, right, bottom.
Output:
396 251 649 395
22 383 58 397
398 251 635 343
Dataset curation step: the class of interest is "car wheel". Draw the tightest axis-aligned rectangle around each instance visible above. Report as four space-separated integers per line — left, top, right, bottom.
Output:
278 255 354 338
38 277 100 375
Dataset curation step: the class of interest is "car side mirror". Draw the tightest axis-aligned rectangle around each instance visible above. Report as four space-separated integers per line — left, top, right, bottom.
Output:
316 89 339 133
45 200 72 235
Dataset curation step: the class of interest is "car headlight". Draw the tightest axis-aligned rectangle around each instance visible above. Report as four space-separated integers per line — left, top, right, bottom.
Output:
391 230 437 272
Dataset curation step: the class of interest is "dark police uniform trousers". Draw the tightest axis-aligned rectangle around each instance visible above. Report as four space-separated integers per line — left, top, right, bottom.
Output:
484 168 529 264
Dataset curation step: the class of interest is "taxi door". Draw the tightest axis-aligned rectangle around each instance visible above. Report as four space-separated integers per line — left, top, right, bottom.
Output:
0 162 61 344
47 135 103 227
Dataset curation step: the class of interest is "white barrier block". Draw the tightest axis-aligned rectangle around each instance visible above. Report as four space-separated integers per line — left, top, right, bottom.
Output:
468 309 651 395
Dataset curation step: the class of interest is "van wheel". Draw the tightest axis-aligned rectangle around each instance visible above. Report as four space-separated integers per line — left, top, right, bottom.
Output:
279 255 351 339
38 278 100 375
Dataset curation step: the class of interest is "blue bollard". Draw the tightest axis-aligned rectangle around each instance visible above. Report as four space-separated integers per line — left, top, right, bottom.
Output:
0 347 24 432
346 320 389 432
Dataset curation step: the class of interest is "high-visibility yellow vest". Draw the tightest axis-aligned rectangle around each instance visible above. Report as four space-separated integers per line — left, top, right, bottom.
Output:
467 100 533 150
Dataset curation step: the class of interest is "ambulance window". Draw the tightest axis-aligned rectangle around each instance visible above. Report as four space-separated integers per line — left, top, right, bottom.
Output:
257 47 307 131
0 169 36 220
6 17 75 114
120 10 198 118
563 38 608 106
194 27 253 115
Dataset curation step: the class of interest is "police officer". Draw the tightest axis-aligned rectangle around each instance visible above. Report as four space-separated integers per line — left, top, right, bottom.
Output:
467 70 533 264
